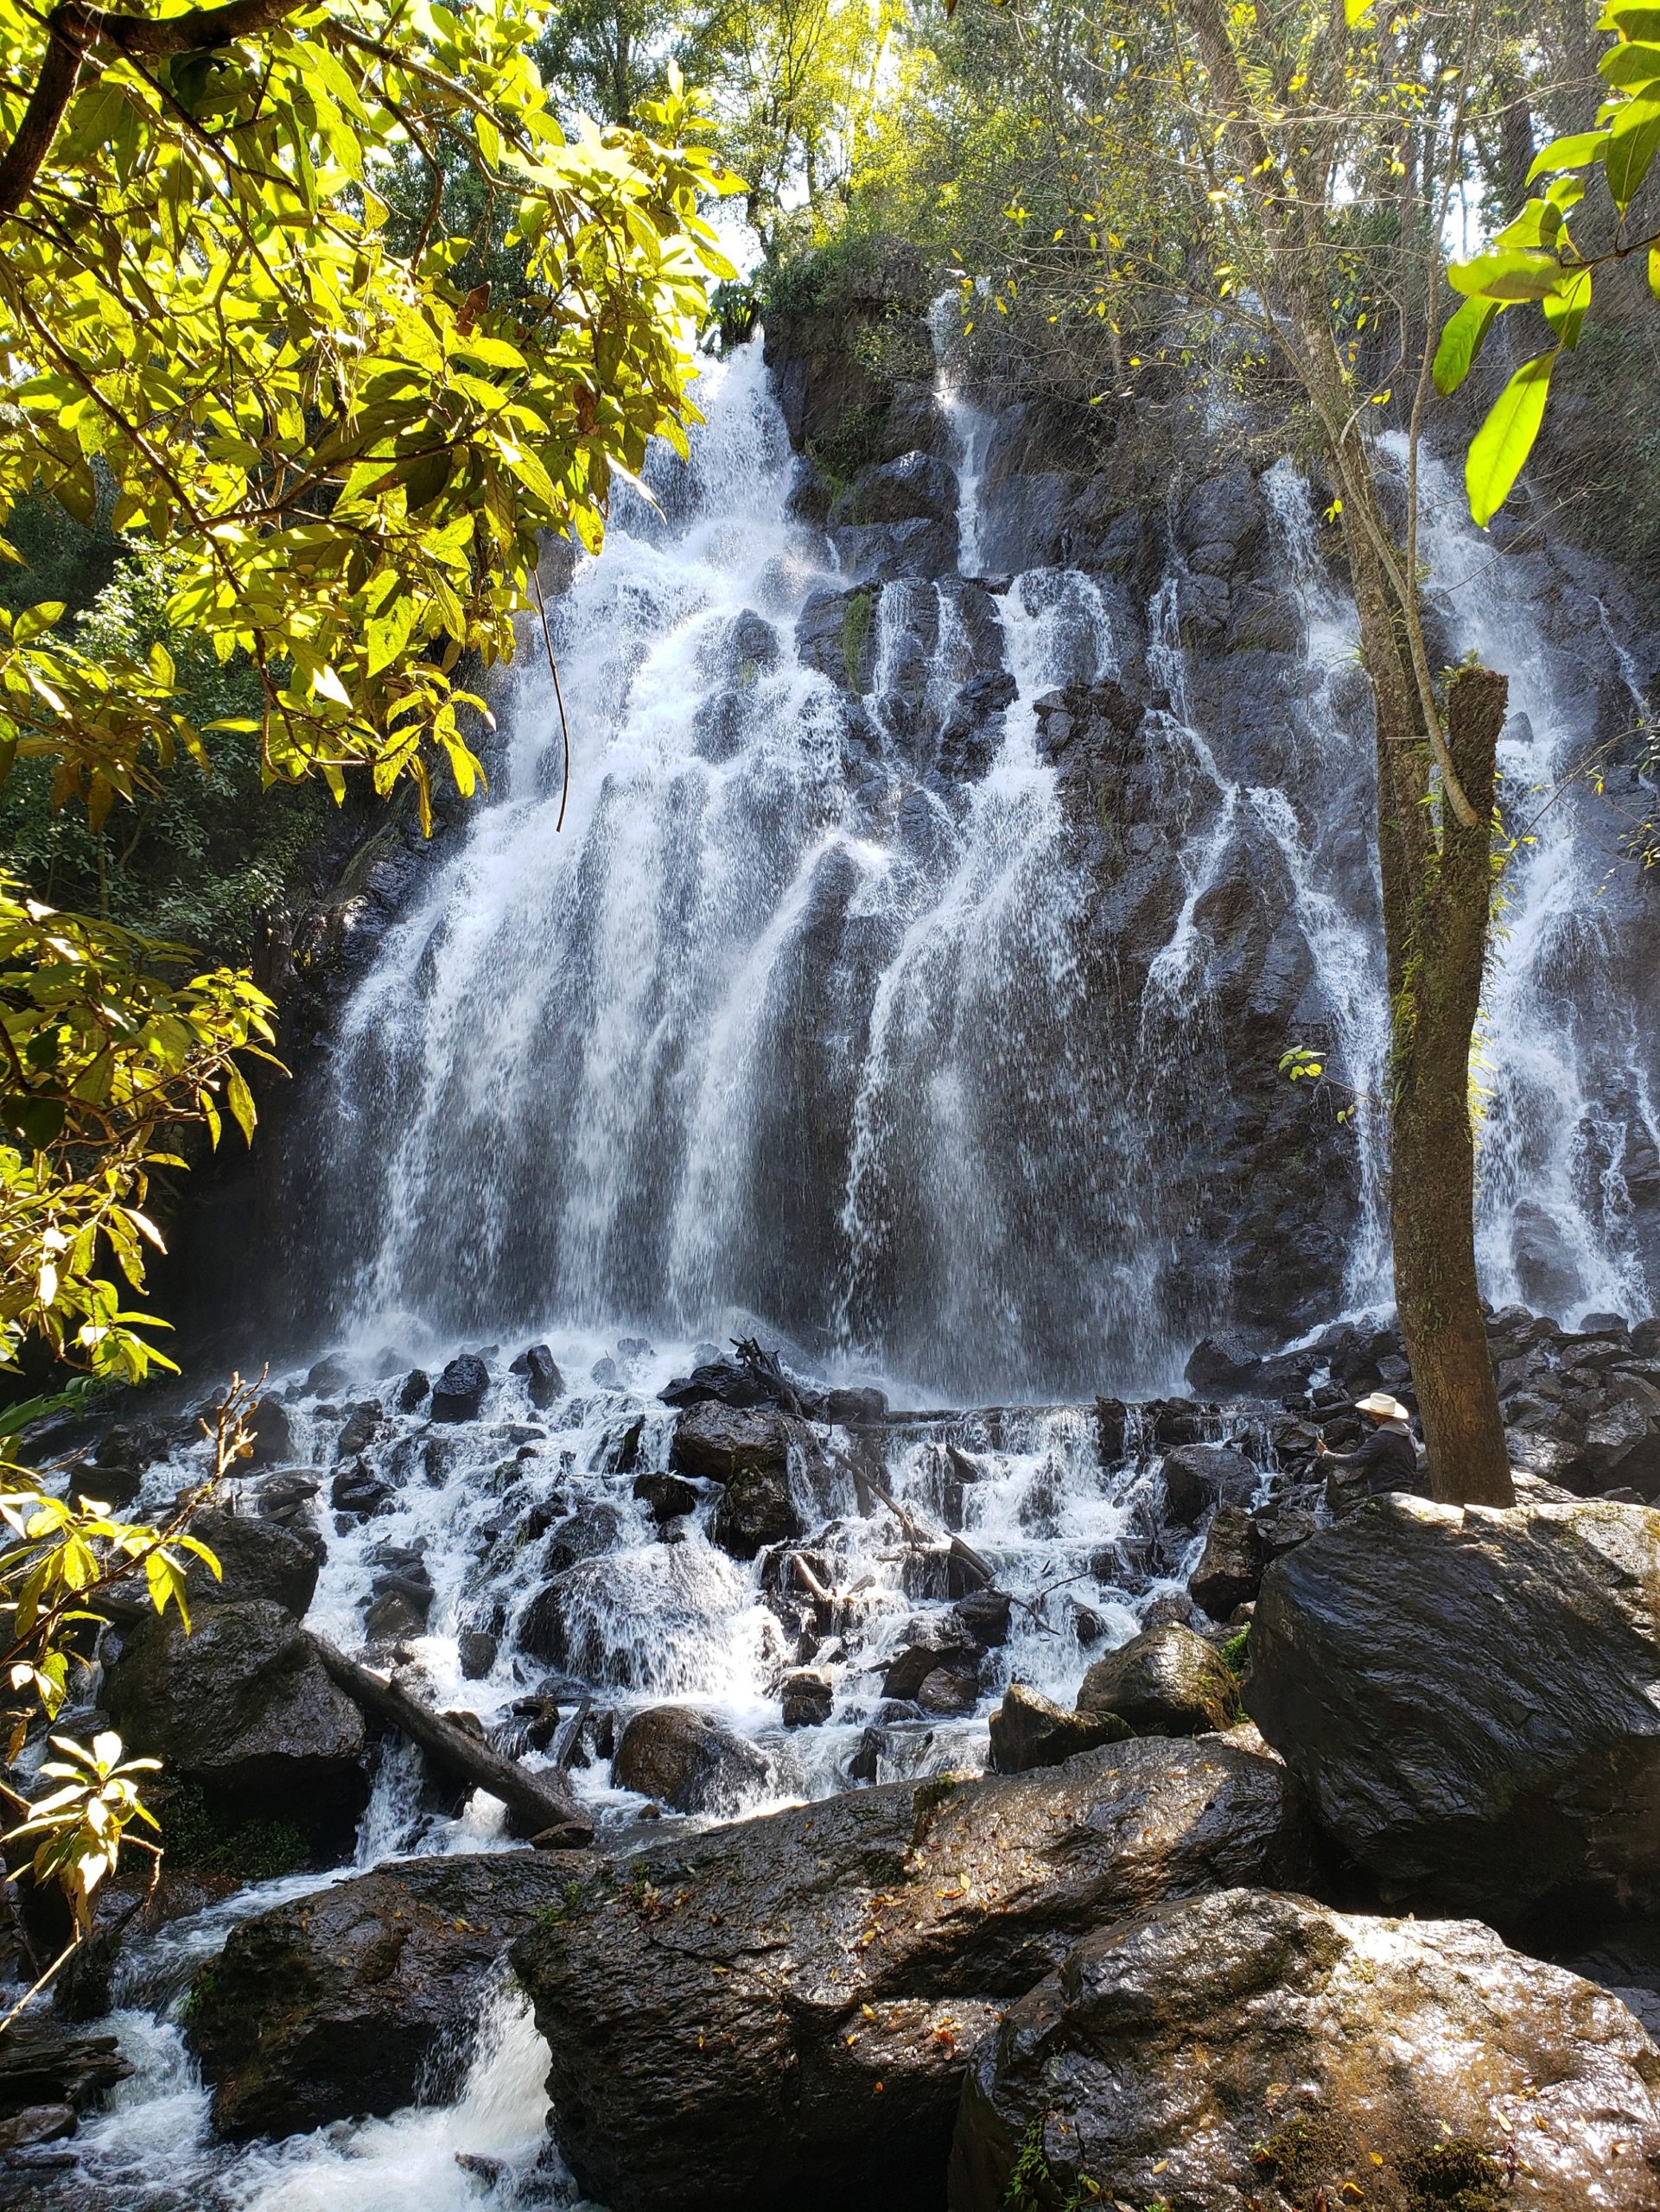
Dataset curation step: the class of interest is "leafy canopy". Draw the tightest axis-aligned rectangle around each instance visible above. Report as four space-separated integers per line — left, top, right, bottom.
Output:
1441 2 1660 524
0 0 737 1380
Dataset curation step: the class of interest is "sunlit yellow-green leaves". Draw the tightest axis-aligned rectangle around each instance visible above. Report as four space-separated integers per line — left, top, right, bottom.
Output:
0 0 738 1380
0 879 278 1380
0 0 737 832
1445 3 1660 524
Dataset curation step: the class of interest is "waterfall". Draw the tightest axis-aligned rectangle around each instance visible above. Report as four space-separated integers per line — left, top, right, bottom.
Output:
57 344 1660 2206
274 341 1657 1398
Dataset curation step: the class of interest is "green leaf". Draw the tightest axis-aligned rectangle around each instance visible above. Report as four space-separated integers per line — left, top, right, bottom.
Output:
1606 99 1660 207
1650 241 1660 300
1526 129 1611 181
1344 0 1375 22
1542 268 1593 349
1446 251 1565 302
1601 38 1660 86
1434 296 1503 396
1466 351 1557 529
1493 199 1561 251
225 1065 257 1145
1600 1 1660 29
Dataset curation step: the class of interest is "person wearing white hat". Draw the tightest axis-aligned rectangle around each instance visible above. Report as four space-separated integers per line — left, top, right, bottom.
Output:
1316 1391 1420 1502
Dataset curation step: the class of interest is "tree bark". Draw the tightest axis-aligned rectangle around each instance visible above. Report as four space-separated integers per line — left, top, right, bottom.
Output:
308 1634 595 1845
1384 669 1515 1505
1170 0 1516 1506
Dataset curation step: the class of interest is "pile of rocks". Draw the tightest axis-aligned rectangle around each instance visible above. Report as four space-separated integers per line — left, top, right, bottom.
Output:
1189 1304 1660 1499
171 1482 1660 2212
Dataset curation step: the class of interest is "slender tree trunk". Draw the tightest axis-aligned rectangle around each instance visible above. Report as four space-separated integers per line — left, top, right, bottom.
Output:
1173 0 1516 1506
1383 670 1515 1504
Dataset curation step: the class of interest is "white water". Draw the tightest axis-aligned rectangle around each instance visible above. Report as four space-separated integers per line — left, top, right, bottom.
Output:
41 340 1660 2207
272 336 1655 1390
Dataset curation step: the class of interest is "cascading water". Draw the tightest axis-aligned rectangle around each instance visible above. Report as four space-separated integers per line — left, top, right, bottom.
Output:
29 336 1660 2207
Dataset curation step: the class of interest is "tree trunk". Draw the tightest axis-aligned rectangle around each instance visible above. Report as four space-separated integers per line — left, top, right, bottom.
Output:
1383 668 1515 1506
308 1635 595 1845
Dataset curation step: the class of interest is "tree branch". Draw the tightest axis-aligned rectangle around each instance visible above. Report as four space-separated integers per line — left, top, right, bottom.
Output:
0 0 307 221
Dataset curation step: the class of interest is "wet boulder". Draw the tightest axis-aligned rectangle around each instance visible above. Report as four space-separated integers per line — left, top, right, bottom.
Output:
187 1853 574 2140
951 1887 1660 2212
612 1704 770 1814
951 1589 1012 1649
510 1343 564 1408
1077 1622 1237 1737
544 1501 625 1575
881 1616 983 1701
334 1401 382 1460
1160 1441 1256 1526
821 1384 887 1425
252 1470 321 1527
988 1681 1131 1773
834 450 957 528
396 1369 429 1414
1182 1334 1263 1395
329 1461 391 1519
362 1548 434 1642
180 1509 321 1617
659 1350 817 1415
245 1395 295 1468
511 1737 1314 2212
81 1423 161 1510
633 1470 698 1523
780 1670 834 1727
0 2015 131 2131
516 1545 749 1686
1187 1501 1266 1621
103 1599 365 1822
710 1464 801 1560
430 1353 489 1422
1247 1493 1660 1916
669 1401 789 1483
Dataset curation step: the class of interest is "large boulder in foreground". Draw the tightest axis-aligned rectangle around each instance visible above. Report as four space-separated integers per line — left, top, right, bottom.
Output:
181 1508 321 1616
670 1401 789 1483
951 1888 1660 2211
1247 1495 1660 1918
188 1852 569 2139
104 1599 365 1822
511 1737 1313 2212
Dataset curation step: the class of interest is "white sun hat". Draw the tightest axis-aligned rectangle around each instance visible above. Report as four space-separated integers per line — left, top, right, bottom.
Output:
1354 1391 1412 1421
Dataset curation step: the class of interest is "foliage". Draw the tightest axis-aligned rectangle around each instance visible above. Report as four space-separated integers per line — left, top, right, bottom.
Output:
1441 5 1660 524
0 881 277 1379
0 543 321 965
157 1779 309 1883
0 1378 258 2021
0 1 736 834
689 0 900 251
0 0 737 1381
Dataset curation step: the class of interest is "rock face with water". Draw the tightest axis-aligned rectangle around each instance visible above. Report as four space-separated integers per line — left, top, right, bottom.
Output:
512 1738 1313 2212
188 1851 569 2139
950 1888 1660 2212
1247 1495 1660 1917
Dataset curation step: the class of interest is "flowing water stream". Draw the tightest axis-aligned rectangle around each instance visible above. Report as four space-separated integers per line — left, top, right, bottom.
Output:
30 334 1660 2205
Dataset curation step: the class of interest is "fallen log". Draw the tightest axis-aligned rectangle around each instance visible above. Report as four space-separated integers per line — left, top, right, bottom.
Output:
308 1634 594 1847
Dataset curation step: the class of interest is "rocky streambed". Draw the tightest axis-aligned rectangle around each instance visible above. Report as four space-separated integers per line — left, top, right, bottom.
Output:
6 1313 1660 2208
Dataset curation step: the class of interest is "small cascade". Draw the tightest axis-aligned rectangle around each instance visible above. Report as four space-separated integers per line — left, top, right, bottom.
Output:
31 1337 1258 2208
